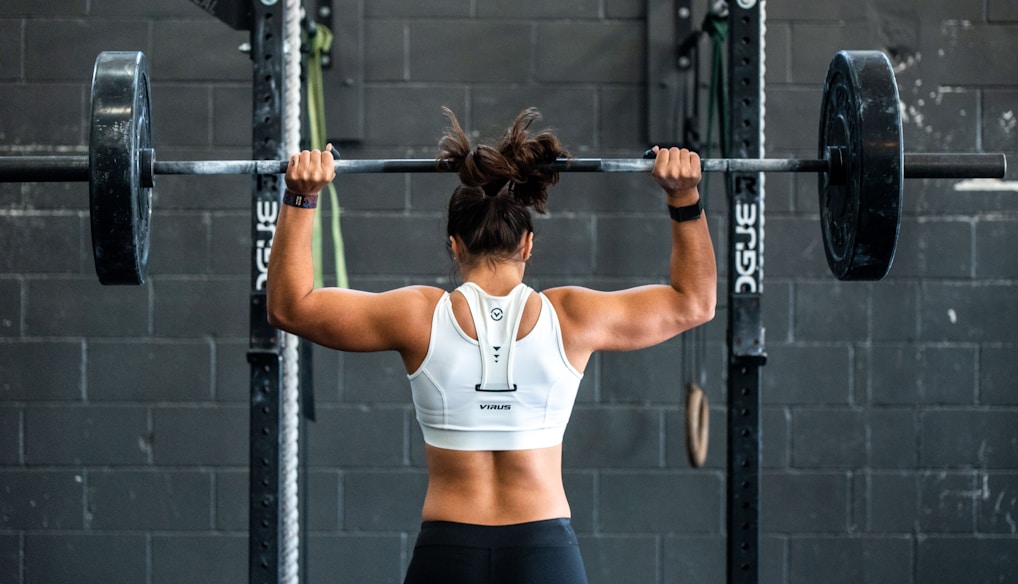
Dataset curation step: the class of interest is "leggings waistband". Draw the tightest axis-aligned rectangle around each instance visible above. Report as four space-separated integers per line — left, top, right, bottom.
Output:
415 518 578 549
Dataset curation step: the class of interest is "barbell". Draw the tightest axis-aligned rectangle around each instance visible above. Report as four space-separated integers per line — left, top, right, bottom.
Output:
0 50 1007 285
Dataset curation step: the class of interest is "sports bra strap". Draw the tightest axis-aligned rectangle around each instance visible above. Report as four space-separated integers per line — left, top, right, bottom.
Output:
457 283 531 393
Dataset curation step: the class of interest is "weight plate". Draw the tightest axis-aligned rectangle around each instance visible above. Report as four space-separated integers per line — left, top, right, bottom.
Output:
818 51 903 280
89 51 152 285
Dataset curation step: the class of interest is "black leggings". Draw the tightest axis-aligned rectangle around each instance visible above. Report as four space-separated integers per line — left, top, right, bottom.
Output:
403 518 589 584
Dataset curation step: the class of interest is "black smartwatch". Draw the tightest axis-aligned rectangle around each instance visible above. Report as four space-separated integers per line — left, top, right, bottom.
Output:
667 200 703 222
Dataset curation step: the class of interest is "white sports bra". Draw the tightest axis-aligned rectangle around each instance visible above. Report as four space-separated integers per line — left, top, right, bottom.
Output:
407 282 583 451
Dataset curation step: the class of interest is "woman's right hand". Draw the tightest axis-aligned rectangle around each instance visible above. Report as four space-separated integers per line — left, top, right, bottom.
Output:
285 145 336 195
649 146 701 205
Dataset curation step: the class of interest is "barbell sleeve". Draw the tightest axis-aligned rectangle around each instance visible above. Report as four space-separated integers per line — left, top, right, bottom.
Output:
904 153 1007 179
0 156 90 182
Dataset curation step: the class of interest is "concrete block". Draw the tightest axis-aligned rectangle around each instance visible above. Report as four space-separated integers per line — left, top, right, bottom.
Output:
981 89 1018 153
341 214 448 276
213 469 246 531
152 405 247 465
868 408 918 468
577 535 656 584
0 470 83 530
919 471 976 533
0 84 83 145
25 20 149 82
761 471 849 533
980 346 1018 405
87 340 212 401
0 0 85 16
866 471 919 532
151 21 249 82
763 344 852 405
343 470 427 531
792 408 866 468
563 406 661 468
343 351 413 403
920 22 1018 86
25 278 149 337
0 407 19 464
662 535 725 584
209 212 249 276
0 341 82 400
917 536 1018 583
25 405 149 465
921 283 1018 343
892 219 973 279
92 0 201 18
408 22 530 83
363 86 466 146
151 84 211 147
919 346 977 405
363 20 405 82
213 339 254 403
148 211 212 277
536 22 644 83
599 471 722 533
152 535 246 584
595 216 670 277
869 344 921 405
0 279 19 337
896 76 978 153
470 86 599 150
976 219 1018 279
88 470 212 530
0 533 17 584
308 534 405 584
478 0 600 18
25 534 147 583
788 536 913 584
978 472 1018 534
152 277 248 337
364 0 469 17
763 216 830 279
793 282 869 342
0 20 20 80
601 340 684 403
0 214 83 274
306 405 406 467
563 471 595 532
871 282 919 341
529 215 595 278
212 85 253 147
921 410 1018 468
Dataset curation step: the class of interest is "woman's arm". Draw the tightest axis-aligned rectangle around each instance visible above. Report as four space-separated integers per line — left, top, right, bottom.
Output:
546 147 717 363
266 148 438 358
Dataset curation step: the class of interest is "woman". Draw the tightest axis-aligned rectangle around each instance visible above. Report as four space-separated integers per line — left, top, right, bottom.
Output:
267 108 716 584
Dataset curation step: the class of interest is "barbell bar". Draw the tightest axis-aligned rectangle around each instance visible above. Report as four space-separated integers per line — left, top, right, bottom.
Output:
0 152 1004 181
0 50 1009 285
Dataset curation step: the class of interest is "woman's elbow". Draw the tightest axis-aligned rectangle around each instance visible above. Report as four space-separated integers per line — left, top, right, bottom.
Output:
689 291 717 328
266 294 296 332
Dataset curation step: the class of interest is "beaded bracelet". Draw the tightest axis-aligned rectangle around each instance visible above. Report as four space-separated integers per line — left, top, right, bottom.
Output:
282 189 318 209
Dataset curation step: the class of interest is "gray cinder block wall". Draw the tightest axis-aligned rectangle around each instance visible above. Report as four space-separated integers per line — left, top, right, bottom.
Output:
1 1 1016 583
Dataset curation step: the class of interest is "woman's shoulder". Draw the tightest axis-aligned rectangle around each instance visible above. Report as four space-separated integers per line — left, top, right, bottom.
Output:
390 285 448 307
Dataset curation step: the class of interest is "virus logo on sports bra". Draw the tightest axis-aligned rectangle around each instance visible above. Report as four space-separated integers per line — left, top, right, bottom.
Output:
490 307 504 321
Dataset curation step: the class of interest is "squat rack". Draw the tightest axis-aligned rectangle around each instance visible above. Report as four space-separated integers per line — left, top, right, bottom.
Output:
190 1 768 583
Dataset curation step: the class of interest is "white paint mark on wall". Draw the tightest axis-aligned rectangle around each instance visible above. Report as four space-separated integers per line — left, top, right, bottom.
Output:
953 179 1018 192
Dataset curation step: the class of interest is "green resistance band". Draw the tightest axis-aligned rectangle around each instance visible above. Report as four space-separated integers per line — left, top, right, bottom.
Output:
307 24 349 290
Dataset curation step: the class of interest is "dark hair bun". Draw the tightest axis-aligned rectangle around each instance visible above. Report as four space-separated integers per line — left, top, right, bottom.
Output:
437 107 569 214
